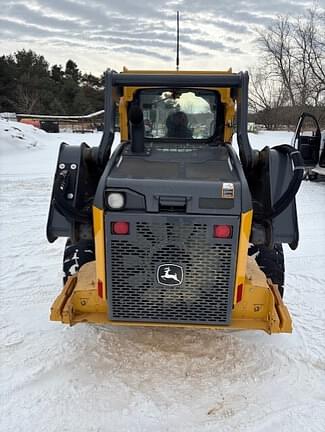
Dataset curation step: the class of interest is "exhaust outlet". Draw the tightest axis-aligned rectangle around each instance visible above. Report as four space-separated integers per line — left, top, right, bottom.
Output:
129 106 145 153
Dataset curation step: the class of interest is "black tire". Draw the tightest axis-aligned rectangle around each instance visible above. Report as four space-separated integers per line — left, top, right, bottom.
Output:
248 244 285 297
63 239 95 285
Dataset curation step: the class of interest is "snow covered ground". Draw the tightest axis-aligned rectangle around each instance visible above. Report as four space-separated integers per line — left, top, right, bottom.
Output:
1 120 325 432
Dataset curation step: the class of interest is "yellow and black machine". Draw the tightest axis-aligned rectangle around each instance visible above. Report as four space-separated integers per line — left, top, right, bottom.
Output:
47 69 305 334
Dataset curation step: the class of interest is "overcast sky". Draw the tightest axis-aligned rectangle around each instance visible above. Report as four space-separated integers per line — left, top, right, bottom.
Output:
1 0 323 75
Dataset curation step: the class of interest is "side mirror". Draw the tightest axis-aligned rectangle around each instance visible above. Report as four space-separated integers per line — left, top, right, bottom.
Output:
293 113 321 167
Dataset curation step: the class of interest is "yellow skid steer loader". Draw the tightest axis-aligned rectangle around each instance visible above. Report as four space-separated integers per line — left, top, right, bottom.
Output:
47 69 304 334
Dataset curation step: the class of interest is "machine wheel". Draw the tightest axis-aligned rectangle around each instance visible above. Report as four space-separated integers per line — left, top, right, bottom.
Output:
63 239 95 284
248 244 285 297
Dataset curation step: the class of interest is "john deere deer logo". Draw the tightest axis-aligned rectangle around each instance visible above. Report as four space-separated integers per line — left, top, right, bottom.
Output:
157 264 183 286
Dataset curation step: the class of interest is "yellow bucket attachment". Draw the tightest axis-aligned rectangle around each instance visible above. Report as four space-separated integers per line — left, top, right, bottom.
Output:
50 257 292 334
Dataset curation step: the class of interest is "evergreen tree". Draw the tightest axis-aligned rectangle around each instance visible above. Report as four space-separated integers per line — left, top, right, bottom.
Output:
51 64 64 83
14 50 52 113
65 60 81 83
0 55 17 111
0 50 104 115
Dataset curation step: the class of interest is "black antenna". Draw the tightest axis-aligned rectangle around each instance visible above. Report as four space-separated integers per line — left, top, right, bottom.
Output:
176 11 180 71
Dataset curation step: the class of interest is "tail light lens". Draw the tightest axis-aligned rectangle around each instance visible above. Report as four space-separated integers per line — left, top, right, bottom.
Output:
111 221 129 235
97 279 103 298
213 224 232 238
236 283 243 303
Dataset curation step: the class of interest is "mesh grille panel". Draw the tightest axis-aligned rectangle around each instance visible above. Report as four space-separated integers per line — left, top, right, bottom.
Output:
108 220 235 324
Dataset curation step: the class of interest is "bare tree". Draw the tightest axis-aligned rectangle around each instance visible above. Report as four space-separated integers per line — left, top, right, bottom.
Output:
253 7 325 127
249 68 286 111
257 8 325 104
257 17 297 106
294 8 325 106
249 67 288 128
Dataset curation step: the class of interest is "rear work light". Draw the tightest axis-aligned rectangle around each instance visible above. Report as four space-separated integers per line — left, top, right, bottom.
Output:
107 192 125 210
111 221 129 235
213 224 233 239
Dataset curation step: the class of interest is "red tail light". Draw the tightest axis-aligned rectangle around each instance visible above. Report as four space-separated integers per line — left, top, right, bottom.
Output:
213 224 232 238
97 279 103 298
111 221 129 235
236 283 243 303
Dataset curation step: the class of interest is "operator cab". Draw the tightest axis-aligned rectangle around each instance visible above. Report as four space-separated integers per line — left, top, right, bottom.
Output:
105 87 250 216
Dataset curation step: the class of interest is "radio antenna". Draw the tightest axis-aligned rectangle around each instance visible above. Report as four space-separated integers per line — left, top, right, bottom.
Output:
176 11 180 71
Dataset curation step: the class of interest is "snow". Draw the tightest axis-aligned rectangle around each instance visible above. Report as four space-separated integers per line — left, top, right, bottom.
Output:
1 120 325 432
0 119 102 176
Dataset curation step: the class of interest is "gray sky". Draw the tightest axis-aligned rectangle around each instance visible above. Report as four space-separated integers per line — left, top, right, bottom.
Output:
1 0 323 75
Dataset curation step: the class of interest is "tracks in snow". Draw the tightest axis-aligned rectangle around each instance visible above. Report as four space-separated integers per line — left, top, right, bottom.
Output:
1 175 325 432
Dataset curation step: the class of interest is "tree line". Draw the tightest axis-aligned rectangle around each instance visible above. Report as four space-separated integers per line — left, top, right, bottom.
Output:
0 50 104 115
0 7 324 128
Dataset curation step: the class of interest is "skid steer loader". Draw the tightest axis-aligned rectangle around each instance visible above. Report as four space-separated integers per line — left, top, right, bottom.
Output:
47 69 305 334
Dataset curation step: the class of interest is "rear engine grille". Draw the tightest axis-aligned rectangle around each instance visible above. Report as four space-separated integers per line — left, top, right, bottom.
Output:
107 217 237 325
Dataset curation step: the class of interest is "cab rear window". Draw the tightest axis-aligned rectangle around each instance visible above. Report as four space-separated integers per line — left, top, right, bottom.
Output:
137 88 219 140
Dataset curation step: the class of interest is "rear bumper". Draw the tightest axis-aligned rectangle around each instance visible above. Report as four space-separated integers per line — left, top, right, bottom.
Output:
50 258 292 334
